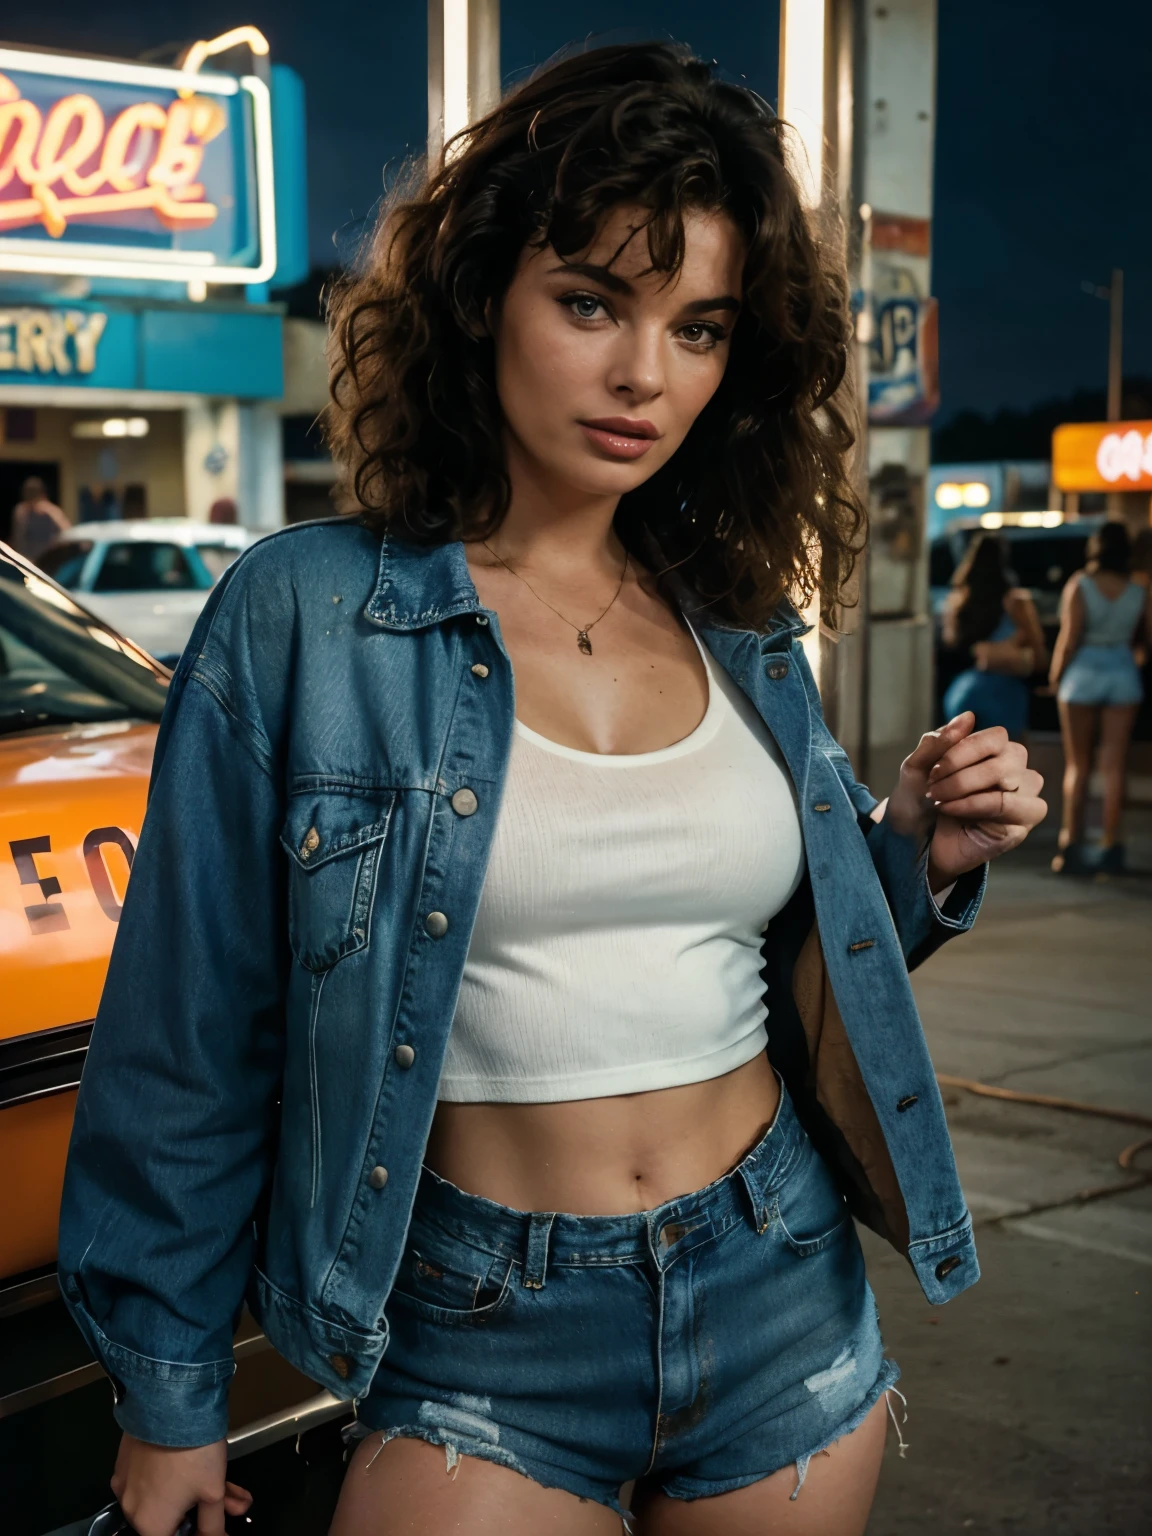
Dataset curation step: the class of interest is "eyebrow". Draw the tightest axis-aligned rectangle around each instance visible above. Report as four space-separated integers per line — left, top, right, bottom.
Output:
547 261 741 314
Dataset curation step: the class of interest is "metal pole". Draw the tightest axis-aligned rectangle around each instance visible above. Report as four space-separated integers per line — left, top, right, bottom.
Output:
1106 267 1123 423
428 0 501 167
856 199 874 787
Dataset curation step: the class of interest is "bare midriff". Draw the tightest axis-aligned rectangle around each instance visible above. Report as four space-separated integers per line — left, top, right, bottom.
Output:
423 1052 781 1215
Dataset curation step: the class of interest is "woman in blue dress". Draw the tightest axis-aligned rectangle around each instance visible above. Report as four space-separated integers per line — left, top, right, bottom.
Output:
941 533 1046 740
1050 522 1150 875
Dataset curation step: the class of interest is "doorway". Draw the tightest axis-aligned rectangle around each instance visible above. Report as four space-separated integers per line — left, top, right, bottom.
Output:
0 460 60 545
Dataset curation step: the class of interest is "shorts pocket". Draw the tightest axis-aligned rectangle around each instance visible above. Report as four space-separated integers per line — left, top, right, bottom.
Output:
388 1219 514 1327
773 1136 851 1258
281 789 394 972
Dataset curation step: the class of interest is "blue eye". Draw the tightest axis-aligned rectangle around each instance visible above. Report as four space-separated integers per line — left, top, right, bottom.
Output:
561 293 607 320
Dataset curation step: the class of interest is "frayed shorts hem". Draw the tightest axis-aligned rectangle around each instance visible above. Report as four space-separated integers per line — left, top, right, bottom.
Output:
346 1420 627 1516
350 1356 901 1515
659 1357 902 1504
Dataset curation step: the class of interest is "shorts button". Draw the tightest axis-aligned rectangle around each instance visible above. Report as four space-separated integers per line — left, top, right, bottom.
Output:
394 1044 415 1068
368 1165 389 1190
765 661 790 681
451 787 478 816
935 1256 962 1281
424 910 449 938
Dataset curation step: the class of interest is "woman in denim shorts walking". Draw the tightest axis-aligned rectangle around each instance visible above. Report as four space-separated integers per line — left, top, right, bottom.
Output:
1050 522 1150 875
60 42 1046 1536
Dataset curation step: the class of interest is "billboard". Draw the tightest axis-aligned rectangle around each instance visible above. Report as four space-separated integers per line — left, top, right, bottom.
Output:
867 213 939 426
0 44 275 286
1052 421 1152 493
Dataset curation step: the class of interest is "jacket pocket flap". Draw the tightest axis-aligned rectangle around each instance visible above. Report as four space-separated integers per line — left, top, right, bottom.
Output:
281 790 395 871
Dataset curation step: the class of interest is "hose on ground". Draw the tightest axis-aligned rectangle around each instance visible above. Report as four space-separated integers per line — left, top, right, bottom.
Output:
935 1074 1152 1214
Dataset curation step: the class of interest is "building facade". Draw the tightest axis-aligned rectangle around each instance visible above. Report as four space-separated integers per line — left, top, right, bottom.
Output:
0 30 313 540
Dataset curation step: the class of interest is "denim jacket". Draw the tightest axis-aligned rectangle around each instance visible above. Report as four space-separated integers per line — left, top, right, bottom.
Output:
59 519 985 1448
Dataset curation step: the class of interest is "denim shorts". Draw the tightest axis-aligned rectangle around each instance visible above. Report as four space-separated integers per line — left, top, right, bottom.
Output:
1058 645 1143 708
355 1084 899 1515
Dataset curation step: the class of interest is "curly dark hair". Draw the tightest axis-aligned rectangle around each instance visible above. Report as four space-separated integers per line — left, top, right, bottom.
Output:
949 532 1012 651
326 41 865 629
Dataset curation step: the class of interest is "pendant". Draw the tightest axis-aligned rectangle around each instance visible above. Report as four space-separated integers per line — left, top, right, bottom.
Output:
576 630 593 655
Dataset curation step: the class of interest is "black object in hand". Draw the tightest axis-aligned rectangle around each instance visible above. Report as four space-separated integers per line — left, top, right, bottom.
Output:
88 1503 197 1536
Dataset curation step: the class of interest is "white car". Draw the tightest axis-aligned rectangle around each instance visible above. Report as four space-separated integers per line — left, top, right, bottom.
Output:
36 520 259 666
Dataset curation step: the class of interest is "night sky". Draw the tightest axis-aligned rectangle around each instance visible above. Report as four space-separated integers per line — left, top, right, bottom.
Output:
8 1 1150 420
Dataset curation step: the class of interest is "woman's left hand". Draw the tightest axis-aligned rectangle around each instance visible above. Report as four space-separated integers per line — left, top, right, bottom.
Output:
884 712 1047 888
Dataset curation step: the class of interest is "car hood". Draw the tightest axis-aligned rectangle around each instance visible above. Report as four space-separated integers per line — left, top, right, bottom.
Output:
0 719 156 1038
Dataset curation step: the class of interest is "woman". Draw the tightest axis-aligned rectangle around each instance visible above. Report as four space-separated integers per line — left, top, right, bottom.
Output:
58 45 1045 1536
1050 521 1149 875
940 533 1046 739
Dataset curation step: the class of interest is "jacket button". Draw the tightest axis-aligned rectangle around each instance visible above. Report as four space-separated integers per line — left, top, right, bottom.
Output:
471 663 490 678
424 910 449 938
935 1255 963 1281
451 787 478 816
300 826 321 858
812 802 831 813
765 661 790 681
328 1354 350 1378
368 1165 389 1190
476 614 490 626
394 1043 415 1068
896 1094 919 1112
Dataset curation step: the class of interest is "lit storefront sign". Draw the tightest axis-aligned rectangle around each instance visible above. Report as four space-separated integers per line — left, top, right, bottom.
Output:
933 480 991 511
0 44 275 286
1052 420 1152 493
0 306 107 373
0 298 282 397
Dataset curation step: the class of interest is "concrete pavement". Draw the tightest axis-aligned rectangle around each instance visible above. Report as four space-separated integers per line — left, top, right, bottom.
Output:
866 840 1152 1534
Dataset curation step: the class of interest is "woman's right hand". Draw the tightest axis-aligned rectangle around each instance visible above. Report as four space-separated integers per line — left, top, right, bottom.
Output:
111 1434 252 1536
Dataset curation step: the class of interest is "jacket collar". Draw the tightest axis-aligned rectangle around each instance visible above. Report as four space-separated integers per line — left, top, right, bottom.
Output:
363 530 811 645
363 533 484 630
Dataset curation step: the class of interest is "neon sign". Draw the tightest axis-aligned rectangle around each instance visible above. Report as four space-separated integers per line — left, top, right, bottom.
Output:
1053 420 1152 494
0 75 227 238
0 42 276 287
1096 429 1152 486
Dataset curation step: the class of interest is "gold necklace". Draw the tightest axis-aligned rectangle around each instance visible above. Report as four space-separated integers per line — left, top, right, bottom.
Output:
482 541 629 655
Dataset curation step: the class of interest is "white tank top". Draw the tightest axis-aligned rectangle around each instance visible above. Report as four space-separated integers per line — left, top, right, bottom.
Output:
437 630 805 1103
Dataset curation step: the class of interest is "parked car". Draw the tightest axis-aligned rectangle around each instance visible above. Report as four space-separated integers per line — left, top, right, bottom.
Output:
929 515 1106 626
35 519 256 666
0 540 168 1283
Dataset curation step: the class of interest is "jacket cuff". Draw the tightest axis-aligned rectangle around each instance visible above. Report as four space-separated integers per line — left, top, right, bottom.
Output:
865 814 987 970
61 1281 234 1447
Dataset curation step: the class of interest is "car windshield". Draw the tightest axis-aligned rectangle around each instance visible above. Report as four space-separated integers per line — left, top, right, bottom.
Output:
0 549 169 737
93 541 197 592
196 543 245 583
1007 534 1089 594
37 540 93 589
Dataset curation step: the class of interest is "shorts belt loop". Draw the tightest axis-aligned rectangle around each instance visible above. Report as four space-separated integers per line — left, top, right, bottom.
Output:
522 1212 555 1289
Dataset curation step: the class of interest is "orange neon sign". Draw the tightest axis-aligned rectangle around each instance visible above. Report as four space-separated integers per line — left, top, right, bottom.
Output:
0 73 226 239
1052 420 1152 494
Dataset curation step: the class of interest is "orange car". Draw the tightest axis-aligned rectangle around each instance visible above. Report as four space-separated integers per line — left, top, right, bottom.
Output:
0 542 168 1286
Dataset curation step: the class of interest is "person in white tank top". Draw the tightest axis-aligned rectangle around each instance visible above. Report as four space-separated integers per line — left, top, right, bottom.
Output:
107 45 1047 1536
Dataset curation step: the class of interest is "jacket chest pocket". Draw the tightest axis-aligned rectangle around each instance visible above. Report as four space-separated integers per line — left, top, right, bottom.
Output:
281 790 395 972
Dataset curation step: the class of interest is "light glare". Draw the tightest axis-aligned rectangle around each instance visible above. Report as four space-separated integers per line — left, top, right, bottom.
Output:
780 0 825 208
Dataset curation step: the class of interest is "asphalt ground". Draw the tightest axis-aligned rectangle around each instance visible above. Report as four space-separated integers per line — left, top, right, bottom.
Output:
866 835 1152 1535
